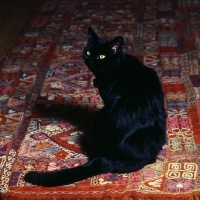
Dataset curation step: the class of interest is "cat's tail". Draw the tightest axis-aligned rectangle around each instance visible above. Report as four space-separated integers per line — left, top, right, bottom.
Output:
24 157 103 187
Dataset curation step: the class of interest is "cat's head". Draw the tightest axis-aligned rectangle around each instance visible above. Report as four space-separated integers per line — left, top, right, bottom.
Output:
83 26 124 74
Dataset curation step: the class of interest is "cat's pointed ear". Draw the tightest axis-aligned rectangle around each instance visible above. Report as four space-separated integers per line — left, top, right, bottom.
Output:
110 36 124 54
88 26 98 42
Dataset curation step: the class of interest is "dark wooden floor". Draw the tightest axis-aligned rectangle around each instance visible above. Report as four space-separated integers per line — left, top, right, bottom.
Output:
0 0 45 62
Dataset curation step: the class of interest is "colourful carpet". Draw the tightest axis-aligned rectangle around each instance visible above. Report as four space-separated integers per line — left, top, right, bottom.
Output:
1 0 200 199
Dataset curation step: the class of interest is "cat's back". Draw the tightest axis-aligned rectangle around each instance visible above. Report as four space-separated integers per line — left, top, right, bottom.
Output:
119 54 161 91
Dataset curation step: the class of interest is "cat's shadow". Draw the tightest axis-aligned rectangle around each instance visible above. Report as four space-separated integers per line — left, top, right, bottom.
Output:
33 104 99 156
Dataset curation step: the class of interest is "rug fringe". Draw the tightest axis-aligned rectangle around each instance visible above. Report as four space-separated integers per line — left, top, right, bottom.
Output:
2 192 200 200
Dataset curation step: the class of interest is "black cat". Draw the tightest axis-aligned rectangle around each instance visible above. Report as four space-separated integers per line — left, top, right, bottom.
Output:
24 27 166 187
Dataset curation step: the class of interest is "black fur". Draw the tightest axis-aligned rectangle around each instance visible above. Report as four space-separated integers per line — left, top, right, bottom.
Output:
24 27 166 187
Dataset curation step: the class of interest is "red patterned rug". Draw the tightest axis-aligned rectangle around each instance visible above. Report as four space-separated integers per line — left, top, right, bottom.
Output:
1 0 200 199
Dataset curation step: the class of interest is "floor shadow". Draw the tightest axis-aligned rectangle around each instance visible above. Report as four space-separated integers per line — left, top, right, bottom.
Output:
33 104 100 156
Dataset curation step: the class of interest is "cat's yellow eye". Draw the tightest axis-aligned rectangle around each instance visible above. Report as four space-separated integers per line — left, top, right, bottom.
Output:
86 51 91 56
99 55 106 59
